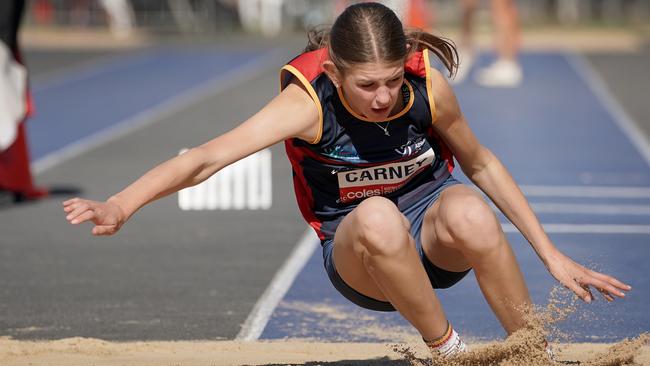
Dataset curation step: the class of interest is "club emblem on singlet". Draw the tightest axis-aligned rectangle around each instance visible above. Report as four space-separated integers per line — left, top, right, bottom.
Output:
337 148 436 203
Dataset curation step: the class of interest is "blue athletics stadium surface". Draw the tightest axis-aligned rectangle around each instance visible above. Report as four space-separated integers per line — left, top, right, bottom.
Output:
27 46 268 160
260 52 650 343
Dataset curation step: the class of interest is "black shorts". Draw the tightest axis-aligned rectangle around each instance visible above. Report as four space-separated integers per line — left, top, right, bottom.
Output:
322 176 471 312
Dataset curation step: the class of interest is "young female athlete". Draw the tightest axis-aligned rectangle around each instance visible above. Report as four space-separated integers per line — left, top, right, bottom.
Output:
63 2 630 359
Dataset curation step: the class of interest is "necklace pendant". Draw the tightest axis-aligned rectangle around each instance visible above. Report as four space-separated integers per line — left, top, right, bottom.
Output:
384 130 390 136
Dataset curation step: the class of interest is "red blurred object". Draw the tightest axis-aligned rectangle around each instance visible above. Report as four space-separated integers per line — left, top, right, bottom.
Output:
0 0 49 201
406 0 430 29
33 0 54 25
0 123 49 201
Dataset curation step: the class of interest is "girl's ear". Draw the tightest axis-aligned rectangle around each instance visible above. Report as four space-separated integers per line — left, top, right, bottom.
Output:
322 60 341 88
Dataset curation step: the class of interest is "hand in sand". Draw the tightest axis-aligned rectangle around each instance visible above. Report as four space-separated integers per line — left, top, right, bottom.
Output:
63 198 126 236
546 250 631 302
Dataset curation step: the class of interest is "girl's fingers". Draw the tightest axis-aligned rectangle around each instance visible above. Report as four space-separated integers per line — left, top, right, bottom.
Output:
92 225 116 236
574 274 627 302
64 199 90 214
585 279 619 300
563 277 592 303
66 203 91 222
598 288 615 302
553 257 631 304
590 277 626 298
63 198 80 206
580 282 594 302
63 199 119 236
601 284 626 298
70 210 95 225
585 270 631 295
587 270 632 291
63 201 78 210
63 201 85 213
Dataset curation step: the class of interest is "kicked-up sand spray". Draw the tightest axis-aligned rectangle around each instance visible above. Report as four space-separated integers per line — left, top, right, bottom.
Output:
393 287 648 366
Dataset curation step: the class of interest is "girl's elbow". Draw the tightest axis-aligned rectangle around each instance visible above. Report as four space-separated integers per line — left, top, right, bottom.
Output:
459 147 495 176
184 146 217 180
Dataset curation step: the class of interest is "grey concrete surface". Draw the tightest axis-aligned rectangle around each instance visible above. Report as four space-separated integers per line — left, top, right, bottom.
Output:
2 39 308 340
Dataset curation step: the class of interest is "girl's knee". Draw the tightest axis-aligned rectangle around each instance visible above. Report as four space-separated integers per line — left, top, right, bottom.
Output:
353 197 411 255
437 190 501 252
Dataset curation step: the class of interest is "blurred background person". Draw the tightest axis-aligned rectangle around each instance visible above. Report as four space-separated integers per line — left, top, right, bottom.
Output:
333 0 522 87
167 0 200 34
238 0 285 37
98 0 135 39
333 0 410 23
454 0 522 87
0 0 48 203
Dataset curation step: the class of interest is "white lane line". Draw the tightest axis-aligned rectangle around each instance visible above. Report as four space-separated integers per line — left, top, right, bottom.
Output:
566 52 650 168
530 202 650 215
32 47 289 174
236 228 319 341
502 223 650 234
519 185 650 199
491 202 650 215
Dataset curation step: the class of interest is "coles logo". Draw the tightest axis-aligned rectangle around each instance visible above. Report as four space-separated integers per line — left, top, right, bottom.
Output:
337 148 435 203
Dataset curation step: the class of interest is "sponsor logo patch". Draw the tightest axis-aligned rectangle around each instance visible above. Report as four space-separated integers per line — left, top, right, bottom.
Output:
337 148 435 203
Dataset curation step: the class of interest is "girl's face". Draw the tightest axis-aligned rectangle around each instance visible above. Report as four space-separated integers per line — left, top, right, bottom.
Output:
339 61 405 121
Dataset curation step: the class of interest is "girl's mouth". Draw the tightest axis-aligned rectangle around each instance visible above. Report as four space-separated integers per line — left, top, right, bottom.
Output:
371 106 390 114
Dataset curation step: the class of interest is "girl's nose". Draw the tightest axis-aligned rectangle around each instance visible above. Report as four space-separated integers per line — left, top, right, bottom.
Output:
375 87 391 106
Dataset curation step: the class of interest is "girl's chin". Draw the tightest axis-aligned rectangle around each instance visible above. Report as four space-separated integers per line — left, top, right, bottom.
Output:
368 107 390 118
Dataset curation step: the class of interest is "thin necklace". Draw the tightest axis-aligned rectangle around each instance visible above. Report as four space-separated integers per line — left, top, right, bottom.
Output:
374 121 391 136
372 83 409 137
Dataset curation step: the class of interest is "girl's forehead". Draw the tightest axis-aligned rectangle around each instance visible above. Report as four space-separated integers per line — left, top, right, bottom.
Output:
346 61 404 80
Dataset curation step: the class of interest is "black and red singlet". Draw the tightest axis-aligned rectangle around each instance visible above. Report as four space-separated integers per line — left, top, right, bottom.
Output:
281 48 455 242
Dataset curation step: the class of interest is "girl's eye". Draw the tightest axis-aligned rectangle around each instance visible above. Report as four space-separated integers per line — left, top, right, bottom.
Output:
359 83 374 88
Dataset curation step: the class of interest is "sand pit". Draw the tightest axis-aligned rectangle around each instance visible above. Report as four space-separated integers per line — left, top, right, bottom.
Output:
0 337 649 366
3 288 646 365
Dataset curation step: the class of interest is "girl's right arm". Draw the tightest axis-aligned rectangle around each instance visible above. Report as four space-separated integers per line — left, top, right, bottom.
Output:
63 81 319 236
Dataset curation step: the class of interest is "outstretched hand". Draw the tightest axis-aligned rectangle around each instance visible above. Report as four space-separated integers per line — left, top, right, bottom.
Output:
63 198 126 236
546 250 631 302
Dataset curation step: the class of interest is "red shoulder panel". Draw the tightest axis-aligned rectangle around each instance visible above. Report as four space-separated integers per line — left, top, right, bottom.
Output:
287 48 329 83
404 51 426 78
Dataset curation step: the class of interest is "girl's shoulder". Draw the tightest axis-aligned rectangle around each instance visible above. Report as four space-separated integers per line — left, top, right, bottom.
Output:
281 48 329 89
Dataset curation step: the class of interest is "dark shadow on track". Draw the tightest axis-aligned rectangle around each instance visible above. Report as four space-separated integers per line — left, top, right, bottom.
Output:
0 185 82 209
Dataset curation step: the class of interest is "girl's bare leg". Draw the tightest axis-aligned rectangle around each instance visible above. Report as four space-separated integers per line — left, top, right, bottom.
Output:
421 185 531 334
460 0 480 49
490 0 521 62
333 196 448 340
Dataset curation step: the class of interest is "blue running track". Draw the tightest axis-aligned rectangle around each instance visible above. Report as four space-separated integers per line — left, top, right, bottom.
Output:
261 52 650 343
28 47 265 161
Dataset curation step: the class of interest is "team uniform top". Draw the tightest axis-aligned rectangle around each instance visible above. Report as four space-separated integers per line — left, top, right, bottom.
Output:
281 48 455 243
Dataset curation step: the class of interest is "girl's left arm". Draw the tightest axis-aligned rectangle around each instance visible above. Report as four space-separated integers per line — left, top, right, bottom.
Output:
428 68 631 302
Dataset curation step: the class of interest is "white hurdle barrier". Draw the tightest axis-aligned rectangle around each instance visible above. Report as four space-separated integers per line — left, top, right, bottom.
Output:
178 148 272 210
